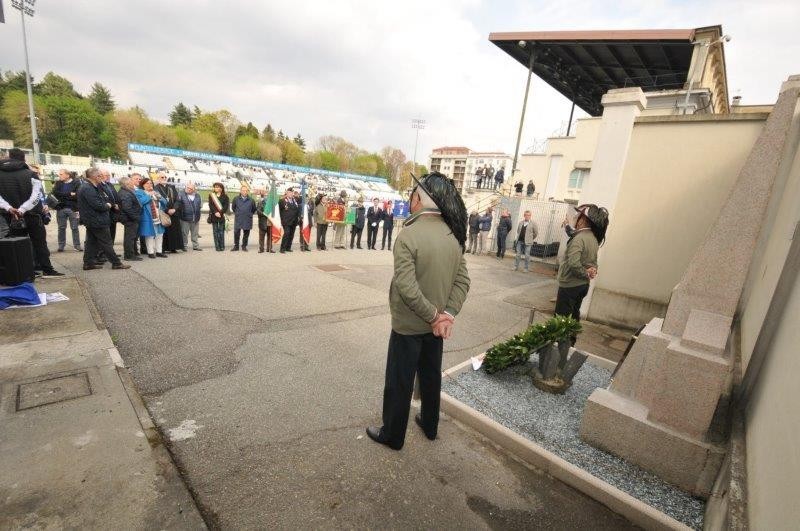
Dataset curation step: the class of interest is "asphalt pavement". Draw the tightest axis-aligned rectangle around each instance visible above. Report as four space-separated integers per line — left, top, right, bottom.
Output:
47 221 634 530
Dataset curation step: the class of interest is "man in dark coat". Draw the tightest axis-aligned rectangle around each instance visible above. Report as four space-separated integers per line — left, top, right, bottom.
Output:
466 210 480 254
77 168 129 271
52 168 82 251
117 175 142 261
365 198 384 250
0 148 63 276
493 167 505 190
154 172 183 252
495 208 512 259
381 201 395 251
255 189 275 253
278 187 300 253
350 199 366 249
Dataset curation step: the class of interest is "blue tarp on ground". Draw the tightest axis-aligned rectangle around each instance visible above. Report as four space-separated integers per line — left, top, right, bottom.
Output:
0 282 40 310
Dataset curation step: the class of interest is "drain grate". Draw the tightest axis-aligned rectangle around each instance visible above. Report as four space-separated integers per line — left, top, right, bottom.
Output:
16 372 92 411
314 264 349 272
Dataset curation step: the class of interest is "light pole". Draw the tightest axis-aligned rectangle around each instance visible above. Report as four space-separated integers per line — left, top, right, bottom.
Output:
13 0 40 164
411 118 425 175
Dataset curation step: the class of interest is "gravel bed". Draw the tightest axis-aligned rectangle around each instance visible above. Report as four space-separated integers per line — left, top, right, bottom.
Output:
441 358 705 529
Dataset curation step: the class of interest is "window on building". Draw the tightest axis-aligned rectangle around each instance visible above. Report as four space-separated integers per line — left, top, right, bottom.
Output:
568 168 588 190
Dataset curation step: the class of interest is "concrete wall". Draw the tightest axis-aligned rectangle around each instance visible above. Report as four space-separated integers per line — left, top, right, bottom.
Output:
586 114 767 328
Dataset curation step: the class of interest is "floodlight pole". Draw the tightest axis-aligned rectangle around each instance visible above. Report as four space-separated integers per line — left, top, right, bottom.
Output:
16 1 40 164
566 99 576 136
511 47 536 180
411 118 425 175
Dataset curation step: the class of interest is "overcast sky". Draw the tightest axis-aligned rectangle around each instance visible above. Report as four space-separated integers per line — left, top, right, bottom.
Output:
1 0 797 161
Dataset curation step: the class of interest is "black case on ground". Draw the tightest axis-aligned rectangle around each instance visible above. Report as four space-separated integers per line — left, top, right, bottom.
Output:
0 236 35 286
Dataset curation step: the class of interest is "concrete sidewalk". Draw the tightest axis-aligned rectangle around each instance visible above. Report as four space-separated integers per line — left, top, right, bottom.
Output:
0 275 204 529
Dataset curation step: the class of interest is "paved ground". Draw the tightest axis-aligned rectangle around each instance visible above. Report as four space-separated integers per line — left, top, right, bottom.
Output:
47 222 635 530
0 275 203 529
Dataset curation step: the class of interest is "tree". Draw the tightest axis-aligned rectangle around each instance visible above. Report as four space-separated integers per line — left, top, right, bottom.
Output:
192 105 203 121
234 135 261 159
352 153 379 175
111 107 176 156
281 140 305 165
235 121 259 140
39 95 115 156
169 102 193 127
380 146 407 184
259 140 282 162
262 123 275 142
87 82 115 114
212 109 240 153
277 129 286 141
1 90 45 149
192 112 226 153
293 133 306 151
317 135 358 170
316 151 341 171
35 72 79 98
174 125 218 152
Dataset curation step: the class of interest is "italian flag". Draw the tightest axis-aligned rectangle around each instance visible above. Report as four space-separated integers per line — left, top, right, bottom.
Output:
300 182 311 245
264 182 283 245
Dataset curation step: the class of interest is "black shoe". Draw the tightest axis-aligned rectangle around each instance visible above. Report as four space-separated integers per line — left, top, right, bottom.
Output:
83 264 103 270
126 256 143 261
169 250 178 254
365 427 402 450
242 247 248 252
269 250 276 253
231 247 239 252
258 249 264 253
57 248 64 253
357 246 362 249
287 249 293 252
280 250 286 254
193 247 202 251
112 263 131 270
42 269 65 277
148 254 156 259
415 414 436 441
156 253 168 258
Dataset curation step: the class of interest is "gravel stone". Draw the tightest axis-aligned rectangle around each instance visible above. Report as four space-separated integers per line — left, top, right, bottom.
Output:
442 358 706 529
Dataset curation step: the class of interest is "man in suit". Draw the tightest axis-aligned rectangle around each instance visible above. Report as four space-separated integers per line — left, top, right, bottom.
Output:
381 201 395 250
77 168 130 271
367 172 470 450
279 187 300 253
513 210 539 273
366 198 383 250
350 198 366 249
177 182 203 251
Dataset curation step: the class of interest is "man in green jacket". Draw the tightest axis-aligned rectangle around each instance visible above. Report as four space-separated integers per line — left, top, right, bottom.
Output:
555 204 609 344
367 172 470 450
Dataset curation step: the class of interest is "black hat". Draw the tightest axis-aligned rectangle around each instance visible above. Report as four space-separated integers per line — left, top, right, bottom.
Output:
576 204 609 245
411 172 468 251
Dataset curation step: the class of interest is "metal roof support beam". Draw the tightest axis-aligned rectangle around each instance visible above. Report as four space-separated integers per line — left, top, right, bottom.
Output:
512 47 537 181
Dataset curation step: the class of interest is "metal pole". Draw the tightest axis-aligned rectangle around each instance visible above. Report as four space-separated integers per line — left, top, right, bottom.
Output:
566 100 576 136
511 49 535 179
412 127 419 174
20 5 40 164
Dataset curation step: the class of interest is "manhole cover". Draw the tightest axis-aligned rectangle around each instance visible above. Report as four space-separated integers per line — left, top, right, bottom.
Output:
17 372 92 411
315 264 349 272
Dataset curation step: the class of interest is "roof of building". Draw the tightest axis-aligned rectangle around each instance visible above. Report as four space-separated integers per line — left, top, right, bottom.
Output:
489 28 705 116
431 146 471 154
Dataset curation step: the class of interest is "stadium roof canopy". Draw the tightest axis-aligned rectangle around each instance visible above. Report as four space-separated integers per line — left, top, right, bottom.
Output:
489 29 699 116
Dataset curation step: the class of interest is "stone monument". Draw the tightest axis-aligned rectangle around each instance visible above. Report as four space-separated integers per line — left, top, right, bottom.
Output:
579 76 800 497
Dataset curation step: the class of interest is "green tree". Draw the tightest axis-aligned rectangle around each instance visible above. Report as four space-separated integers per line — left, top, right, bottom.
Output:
174 124 218 152
352 153 378 175
235 121 259 140
111 107 176 155
293 133 306 151
262 123 275 142
87 82 115 114
0 72 28 139
317 150 341 171
192 105 203 121
38 95 113 156
0 90 45 149
317 135 358 170
212 109 240 153
192 112 226 153
380 146 407 184
259 140 282 162
35 72 78 98
233 135 261 159
169 102 193 127
281 140 305 165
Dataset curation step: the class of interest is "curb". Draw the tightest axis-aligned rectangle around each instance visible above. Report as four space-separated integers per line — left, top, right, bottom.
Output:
440 354 690 531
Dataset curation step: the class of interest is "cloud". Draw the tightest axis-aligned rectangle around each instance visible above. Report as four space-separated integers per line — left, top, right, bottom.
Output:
1 0 797 161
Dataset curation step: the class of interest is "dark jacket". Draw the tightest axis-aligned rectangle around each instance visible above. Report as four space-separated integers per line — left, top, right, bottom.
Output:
178 190 203 223
118 187 141 223
497 216 512 238
0 159 39 213
353 204 366 230
478 213 493 231
366 205 384 225
256 197 271 231
383 211 394 230
526 182 535 196
232 195 256 231
52 179 81 210
77 181 112 229
279 196 300 227
468 212 480 233
494 168 505 183
208 193 230 223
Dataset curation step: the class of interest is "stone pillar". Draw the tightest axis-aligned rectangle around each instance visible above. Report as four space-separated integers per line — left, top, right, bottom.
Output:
579 76 800 497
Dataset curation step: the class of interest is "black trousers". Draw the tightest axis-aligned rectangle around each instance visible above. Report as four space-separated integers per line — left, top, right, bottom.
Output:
382 227 393 249
258 226 273 251
8 213 54 272
496 234 508 258
367 225 378 249
234 229 250 248
350 226 363 248
109 219 117 243
123 221 139 258
555 284 590 345
316 223 328 249
281 223 296 251
84 225 121 267
380 331 443 449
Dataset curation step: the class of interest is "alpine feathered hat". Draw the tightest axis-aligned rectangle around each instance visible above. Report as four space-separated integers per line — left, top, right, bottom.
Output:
411 172 468 252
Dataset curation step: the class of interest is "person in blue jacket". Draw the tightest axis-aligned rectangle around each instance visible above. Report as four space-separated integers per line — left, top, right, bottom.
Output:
136 177 169 259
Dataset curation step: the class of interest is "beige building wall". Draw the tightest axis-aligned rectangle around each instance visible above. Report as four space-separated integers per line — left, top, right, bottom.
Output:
516 118 602 201
587 114 767 328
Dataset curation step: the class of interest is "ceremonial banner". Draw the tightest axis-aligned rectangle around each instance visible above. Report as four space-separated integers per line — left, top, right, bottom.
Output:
344 207 356 225
325 204 346 223
264 182 283 244
300 180 311 244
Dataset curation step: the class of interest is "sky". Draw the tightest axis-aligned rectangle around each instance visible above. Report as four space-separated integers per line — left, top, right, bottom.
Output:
0 0 797 162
